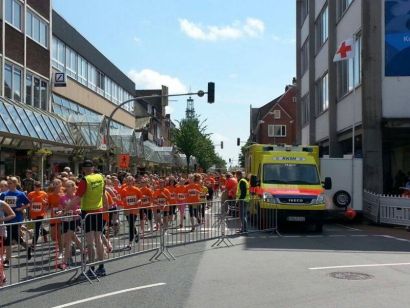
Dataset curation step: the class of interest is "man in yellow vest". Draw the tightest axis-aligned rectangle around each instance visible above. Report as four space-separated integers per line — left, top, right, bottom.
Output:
236 171 250 233
70 160 107 277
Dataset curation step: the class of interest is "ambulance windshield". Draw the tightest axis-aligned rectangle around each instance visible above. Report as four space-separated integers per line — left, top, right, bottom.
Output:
263 164 320 185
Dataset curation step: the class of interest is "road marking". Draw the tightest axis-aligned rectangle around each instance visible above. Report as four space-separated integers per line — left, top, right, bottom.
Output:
336 224 362 231
309 263 410 270
378 235 410 242
52 282 166 308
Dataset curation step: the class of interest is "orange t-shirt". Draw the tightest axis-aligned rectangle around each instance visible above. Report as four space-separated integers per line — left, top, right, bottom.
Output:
140 187 153 208
48 191 63 223
153 188 171 211
28 190 48 219
225 178 238 198
103 191 114 222
166 185 177 206
120 186 142 214
185 183 201 204
175 185 187 204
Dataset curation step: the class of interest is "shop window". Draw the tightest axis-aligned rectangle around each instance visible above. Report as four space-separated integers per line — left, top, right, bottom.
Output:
5 0 22 30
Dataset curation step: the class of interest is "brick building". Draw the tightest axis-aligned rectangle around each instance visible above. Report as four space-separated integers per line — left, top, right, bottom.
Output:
250 82 297 145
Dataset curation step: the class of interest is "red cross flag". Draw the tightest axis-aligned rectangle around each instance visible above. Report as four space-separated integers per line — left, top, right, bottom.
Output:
333 38 354 62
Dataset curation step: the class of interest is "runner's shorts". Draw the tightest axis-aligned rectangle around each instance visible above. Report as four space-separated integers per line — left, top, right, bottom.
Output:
82 212 103 233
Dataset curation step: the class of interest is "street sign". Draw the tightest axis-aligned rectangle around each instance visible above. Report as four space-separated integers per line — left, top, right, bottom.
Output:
54 72 66 87
118 154 130 169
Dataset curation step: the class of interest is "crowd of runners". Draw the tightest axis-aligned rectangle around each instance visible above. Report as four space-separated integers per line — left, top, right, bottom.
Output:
0 160 245 283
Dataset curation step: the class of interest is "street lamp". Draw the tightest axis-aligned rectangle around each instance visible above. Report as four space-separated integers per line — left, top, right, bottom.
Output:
105 83 215 172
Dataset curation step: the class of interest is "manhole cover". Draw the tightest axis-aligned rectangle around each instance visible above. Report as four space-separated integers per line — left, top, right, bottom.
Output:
329 272 373 280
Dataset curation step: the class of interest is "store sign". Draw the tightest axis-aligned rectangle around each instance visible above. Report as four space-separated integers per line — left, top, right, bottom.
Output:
385 0 410 76
54 72 67 87
118 154 130 169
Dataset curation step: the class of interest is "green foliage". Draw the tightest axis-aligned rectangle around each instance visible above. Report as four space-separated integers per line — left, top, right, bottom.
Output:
171 116 226 172
238 140 252 168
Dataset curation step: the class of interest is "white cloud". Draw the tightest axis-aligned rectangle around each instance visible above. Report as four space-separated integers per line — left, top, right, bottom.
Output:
179 17 265 41
128 69 187 94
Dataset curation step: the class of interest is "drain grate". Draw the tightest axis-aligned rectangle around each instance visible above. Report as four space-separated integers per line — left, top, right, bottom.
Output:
329 272 374 280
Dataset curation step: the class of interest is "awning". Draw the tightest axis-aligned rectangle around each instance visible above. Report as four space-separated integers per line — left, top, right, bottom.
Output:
135 116 151 130
0 99 76 147
65 114 106 149
143 141 162 164
110 127 143 157
156 147 174 165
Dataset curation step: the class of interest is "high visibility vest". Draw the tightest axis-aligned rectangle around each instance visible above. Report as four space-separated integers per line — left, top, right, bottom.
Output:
81 173 104 211
236 178 250 202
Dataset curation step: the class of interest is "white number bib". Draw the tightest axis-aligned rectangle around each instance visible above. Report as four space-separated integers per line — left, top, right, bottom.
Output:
126 195 137 206
32 202 42 212
4 196 17 208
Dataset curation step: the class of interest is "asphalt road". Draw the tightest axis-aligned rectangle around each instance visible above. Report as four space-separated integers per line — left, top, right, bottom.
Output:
3 222 410 308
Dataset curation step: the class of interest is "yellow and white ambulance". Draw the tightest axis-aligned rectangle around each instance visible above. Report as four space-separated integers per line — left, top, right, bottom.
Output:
245 144 332 232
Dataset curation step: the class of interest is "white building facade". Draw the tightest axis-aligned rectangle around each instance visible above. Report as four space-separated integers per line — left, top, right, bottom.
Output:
296 0 410 193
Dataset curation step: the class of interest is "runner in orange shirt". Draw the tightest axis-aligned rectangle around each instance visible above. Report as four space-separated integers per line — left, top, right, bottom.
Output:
185 174 202 231
152 180 171 232
166 176 178 224
175 178 188 228
120 176 142 250
139 179 154 233
28 181 48 248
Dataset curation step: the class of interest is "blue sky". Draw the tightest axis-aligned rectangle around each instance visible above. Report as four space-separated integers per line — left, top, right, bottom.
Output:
53 0 296 166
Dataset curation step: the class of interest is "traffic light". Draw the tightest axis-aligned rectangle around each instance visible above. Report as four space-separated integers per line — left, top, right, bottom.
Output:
229 158 232 163
220 141 223 149
207 82 215 103
237 138 240 146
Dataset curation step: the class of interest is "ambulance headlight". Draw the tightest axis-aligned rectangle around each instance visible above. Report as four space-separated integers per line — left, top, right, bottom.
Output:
263 192 273 201
312 194 325 204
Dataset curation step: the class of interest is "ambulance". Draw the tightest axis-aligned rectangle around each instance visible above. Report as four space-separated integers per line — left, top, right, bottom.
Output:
245 144 332 232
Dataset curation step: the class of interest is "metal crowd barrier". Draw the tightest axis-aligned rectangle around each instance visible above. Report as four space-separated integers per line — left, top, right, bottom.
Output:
379 195 410 226
0 215 82 289
0 198 280 289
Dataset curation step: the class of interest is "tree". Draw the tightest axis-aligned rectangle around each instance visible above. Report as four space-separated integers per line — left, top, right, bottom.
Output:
238 140 252 168
171 116 226 172
171 118 203 172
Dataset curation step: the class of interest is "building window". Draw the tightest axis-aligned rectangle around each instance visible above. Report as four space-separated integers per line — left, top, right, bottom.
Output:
337 0 353 20
105 78 112 100
272 110 281 119
337 34 361 99
4 64 12 99
25 75 32 105
4 63 22 102
315 4 328 52
88 64 97 91
26 73 48 111
5 0 22 30
66 47 77 78
268 125 286 137
33 78 40 108
77 56 87 85
301 93 310 125
52 37 65 71
40 80 48 110
301 38 309 75
316 73 329 114
97 71 105 94
13 68 22 102
26 10 49 48
300 0 309 25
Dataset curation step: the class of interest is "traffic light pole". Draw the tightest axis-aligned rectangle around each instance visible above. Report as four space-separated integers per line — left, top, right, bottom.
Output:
105 84 214 173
